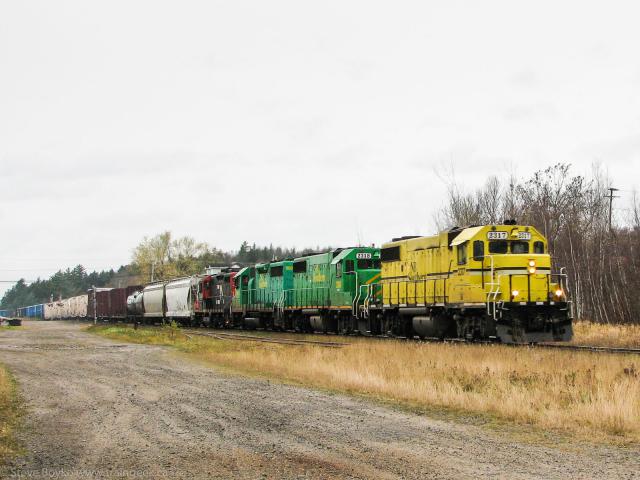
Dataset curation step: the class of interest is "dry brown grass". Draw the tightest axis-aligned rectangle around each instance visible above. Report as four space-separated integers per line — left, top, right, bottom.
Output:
91 325 640 444
0 364 22 464
571 321 640 348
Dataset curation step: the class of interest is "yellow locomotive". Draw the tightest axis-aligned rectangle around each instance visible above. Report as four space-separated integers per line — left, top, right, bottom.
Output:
369 222 572 343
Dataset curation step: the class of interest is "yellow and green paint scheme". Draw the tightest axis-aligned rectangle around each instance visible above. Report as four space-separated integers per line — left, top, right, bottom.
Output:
376 224 572 342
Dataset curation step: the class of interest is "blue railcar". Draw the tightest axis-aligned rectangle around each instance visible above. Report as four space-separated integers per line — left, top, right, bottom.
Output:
0 309 12 317
16 304 44 319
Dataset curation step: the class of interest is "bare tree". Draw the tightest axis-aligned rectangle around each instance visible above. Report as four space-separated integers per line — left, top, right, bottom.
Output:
437 163 640 324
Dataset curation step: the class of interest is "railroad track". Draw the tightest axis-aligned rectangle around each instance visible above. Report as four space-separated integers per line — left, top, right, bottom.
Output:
126 322 640 354
182 329 348 348
526 342 640 355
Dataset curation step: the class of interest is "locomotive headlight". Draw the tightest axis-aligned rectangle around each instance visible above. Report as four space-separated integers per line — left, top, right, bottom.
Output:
528 266 537 274
511 289 519 297
555 289 564 298
528 260 536 267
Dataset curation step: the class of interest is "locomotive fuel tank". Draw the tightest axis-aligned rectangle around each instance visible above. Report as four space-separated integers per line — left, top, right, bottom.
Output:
411 315 456 338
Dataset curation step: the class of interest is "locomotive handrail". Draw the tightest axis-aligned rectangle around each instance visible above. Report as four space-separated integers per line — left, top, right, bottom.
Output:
280 286 332 309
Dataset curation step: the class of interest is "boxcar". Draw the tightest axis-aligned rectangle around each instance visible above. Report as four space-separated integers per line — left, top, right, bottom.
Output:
44 301 61 320
18 304 44 319
108 286 142 320
87 288 113 320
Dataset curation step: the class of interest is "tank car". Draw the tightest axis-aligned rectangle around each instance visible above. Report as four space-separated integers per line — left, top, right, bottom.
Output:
126 290 145 320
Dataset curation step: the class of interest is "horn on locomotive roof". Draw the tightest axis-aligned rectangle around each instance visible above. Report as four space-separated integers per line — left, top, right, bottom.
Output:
503 219 518 225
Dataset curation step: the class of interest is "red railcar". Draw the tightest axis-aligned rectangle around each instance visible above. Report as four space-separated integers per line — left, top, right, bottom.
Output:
87 288 112 319
108 286 142 319
88 286 142 320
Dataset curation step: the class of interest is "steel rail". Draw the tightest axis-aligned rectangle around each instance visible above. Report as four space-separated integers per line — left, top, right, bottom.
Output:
182 329 348 348
125 321 639 354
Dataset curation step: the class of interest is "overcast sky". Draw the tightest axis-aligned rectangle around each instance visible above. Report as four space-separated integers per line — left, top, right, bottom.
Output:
1 0 639 296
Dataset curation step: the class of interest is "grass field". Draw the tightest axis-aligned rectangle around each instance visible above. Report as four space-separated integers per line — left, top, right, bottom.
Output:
90 324 640 444
0 364 22 465
571 321 640 348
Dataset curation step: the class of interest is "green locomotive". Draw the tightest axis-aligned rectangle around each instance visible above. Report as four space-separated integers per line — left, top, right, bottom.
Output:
227 247 381 332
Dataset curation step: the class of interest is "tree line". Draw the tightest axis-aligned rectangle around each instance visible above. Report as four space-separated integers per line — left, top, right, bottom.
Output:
437 163 639 324
129 232 331 283
0 266 116 310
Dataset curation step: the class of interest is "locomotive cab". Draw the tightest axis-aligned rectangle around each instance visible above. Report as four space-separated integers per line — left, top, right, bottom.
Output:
450 224 572 342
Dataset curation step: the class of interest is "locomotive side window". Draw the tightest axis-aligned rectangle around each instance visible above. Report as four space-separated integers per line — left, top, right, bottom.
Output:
489 240 508 254
534 241 544 254
293 260 307 273
511 241 530 254
457 242 467 265
270 266 283 277
473 240 484 260
345 260 355 273
373 259 381 269
336 262 342 278
356 259 378 269
381 246 401 262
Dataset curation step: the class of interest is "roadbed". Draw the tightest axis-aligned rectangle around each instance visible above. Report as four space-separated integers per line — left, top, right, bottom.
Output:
0 321 638 479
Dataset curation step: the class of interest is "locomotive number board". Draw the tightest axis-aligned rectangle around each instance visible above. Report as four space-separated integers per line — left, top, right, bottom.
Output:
356 253 372 259
487 231 532 240
487 231 508 240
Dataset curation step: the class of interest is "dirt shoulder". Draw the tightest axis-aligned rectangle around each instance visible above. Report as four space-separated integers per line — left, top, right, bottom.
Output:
0 321 638 479
0 358 22 465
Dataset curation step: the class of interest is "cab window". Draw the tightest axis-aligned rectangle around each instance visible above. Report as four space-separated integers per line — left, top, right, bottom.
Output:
336 262 342 278
345 260 355 273
357 259 380 269
534 241 544 254
457 243 467 265
489 240 508 254
473 240 484 260
510 241 530 254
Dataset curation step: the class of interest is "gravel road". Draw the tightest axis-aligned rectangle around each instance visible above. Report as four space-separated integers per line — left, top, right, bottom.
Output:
0 321 638 479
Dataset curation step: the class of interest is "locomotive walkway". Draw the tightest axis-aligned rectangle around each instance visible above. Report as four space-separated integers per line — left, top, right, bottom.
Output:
0 321 638 479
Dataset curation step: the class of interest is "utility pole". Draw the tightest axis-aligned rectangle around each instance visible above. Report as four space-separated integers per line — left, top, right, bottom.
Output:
92 285 97 325
151 262 156 282
605 187 620 232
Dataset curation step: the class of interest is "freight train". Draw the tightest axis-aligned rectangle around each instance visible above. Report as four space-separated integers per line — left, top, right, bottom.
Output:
13 223 573 343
